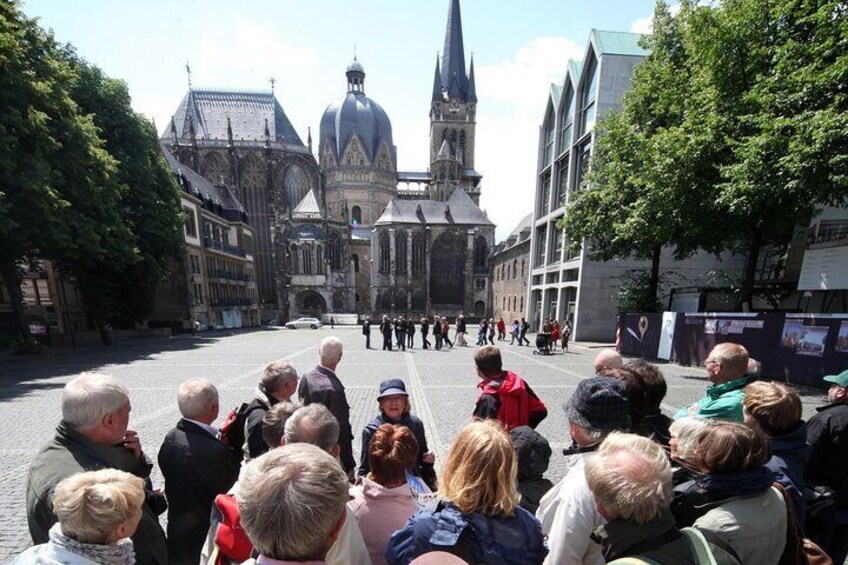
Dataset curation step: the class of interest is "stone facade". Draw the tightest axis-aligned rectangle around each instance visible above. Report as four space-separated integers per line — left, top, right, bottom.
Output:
490 214 531 324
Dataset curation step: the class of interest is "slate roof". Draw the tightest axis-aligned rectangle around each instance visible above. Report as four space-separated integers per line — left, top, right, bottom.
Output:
320 89 395 165
590 29 649 57
160 144 248 223
491 213 532 256
375 188 493 227
398 171 431 182
166 90 304 146
433 0 476 103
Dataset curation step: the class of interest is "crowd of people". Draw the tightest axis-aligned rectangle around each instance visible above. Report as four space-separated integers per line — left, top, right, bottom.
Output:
17 335 848 565
361 315 572 353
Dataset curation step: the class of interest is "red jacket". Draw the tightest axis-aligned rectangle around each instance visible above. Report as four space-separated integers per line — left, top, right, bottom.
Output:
474 371 547 431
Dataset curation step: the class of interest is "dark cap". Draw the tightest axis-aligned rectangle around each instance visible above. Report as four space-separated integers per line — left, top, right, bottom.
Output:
564 377 631 432
377 378 408 399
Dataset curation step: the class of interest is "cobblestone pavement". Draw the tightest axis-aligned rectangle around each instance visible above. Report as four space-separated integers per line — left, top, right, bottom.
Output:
0 327 828 559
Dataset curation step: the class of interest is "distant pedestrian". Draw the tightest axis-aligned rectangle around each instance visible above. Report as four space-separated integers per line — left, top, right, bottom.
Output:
331 316 335 329
407 319 415 348
433 316 443 350
561 320 571 352
497 317 506 341
551 321 560 352
477 319 488 346
380 315 393 351
510 319 520 345
442 318 453 348
363 316 372 349
421 317 431 349
488 318 496 345
519 317 530 346
455 315 468 347
395 317 407 351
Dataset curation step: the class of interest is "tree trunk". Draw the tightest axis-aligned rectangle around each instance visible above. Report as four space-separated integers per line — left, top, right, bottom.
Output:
0 257 31 341
648 245 662 312
741 227 763 312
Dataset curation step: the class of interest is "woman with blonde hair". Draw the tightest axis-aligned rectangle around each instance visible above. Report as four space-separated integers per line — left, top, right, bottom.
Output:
386 420 547 565
14 469 145 564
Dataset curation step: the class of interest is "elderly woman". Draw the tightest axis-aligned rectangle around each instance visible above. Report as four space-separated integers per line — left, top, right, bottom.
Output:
14 469 145 565
386 420 547 565
349 424 421 565
359 379 436 490
681 422 788 563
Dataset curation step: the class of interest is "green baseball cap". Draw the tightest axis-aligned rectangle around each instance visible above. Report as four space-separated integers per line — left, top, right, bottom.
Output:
823 369 848 388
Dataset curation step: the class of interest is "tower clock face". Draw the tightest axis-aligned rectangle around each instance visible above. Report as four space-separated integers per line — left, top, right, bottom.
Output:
449 99 459 112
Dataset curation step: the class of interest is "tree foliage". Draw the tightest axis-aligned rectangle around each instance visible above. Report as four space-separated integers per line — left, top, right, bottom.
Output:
0 1 183 344
561 0 848 311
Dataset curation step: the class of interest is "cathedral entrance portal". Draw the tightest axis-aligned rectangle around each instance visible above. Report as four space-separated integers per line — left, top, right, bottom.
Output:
297 291 327 317
430 232 465 306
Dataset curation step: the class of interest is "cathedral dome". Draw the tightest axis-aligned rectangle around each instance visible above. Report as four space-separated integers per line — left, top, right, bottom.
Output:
319 61 395 169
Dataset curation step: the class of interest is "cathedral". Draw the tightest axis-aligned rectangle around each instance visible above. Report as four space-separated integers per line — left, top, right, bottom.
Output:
161 0 494 322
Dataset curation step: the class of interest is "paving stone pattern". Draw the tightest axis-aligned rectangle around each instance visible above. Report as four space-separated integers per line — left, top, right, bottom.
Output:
0 327 827 559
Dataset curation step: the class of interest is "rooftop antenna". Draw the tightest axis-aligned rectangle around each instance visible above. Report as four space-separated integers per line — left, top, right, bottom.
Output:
185 61 192 90
354 43 357 60
270 77 276 94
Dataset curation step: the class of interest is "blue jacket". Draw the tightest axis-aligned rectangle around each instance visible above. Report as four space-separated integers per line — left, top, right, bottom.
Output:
386 500 548 565
767 421 810 524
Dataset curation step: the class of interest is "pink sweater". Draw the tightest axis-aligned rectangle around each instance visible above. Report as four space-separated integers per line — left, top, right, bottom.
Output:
347 478 419 565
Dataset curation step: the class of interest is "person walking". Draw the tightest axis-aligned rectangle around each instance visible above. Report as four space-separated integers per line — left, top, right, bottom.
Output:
406 318 415 349
519 317 530 346
455 315 468 347
497 317 506 341
488 318 496 345
477 319 488 346
331 316 335 329
562 320 571 352
433 316 443 350
380 315 393 351
551 321 560 352
395 318 407 351
421 317 431 350
363 317 372 349
510 319 520 345
442 317 453 348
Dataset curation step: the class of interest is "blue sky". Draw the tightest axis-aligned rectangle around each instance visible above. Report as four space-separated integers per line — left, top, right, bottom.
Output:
23 0 659 240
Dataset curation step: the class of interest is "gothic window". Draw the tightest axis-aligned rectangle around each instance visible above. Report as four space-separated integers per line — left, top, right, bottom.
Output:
459 131 467 163
520 296 524 311
512 259 518 279
379 232 390 273
450 130 457 152
380 291 392 310
302 247 312 275
352 206 362 225
316 245 324 275
412 232 425 274
328 232 342 271
521 259 526 277
473 236 487 267
290 244 299 274
396 230 407 274
395 289 407 310
201 152 227 184
412 291 426 310
352 254 359 273
285 164 311 210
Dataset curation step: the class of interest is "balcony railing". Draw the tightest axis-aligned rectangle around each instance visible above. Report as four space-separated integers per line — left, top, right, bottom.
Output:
203 238 246 258
207 268 251 282
210 297 256 307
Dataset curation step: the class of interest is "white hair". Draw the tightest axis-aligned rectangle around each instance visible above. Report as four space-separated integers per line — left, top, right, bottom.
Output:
283 404 339 453
669 416 718 464
318 336 343 366
585 432 672 524
177 378 218 420
62 373 129 430
239 444 348 560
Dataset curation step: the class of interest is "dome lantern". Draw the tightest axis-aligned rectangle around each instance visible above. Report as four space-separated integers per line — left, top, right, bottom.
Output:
346 58 365 93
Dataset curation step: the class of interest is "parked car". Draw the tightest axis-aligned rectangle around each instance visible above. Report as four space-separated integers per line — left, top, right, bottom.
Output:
285 317 323 330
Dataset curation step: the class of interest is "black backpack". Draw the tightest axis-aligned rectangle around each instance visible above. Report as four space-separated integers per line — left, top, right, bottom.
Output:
218 401 264 460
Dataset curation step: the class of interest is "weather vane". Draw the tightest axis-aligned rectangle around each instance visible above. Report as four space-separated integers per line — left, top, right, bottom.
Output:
185 61 192 90
270 77 276 94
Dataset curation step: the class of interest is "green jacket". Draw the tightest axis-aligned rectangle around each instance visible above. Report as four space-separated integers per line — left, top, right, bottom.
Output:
674 378 748 422
26 422 168 565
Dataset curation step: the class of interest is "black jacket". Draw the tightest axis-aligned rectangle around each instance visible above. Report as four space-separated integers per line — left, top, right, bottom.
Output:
363 320 371 335
27 422 168 565
298 365 356 473
158 419 240 563
358 412 437 491
806 402 848 506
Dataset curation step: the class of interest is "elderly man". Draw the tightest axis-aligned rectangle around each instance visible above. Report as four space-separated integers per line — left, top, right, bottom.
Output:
674 342 749 422
298 336 355 476
805 369 848 563
158 379 240 563
585 432 739 563
26 372 167 565
593 348 623 374
537 377 631 565
244 358 299 460
239 444 350 564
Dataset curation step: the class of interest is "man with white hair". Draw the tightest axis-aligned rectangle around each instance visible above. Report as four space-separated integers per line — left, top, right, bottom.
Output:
158 378 240 563
26 372 167 565
593 348 623 374
585 432 738 563
244 358 299 460
239 444 350 563
297 336 355 476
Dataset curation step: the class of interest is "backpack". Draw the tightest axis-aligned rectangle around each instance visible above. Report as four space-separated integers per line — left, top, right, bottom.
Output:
218 401 264 460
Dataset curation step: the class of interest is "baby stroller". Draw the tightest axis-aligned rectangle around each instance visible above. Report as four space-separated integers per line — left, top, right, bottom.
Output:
534 332 552 355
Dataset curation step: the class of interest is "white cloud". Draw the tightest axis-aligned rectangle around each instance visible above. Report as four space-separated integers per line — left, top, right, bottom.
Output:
630 3 681 34
475 37 583 240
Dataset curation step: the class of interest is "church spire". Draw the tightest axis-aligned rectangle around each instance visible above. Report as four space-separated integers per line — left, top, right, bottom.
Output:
432 54 443 102
467 53 477 103
441 0 467 100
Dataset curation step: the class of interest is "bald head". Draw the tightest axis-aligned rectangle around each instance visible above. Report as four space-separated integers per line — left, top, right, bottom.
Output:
594 349 623 374
707 342 748 384
318 337 343 370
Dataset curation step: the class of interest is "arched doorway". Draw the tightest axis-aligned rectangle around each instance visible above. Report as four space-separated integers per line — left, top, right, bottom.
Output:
297 291 326 317
430 231 465 305
474 300 485 318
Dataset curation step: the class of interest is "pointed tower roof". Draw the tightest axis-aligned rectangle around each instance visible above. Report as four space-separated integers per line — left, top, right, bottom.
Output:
436 139 452 160
441 0 468 100
432 55 443 102
467 54 477 103
292 189 322 217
